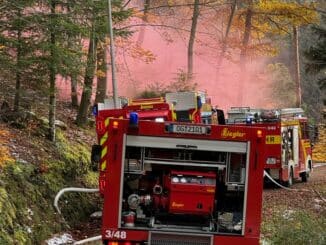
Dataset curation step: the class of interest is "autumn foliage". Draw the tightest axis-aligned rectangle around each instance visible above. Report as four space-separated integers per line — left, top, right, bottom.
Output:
313 125 326 163
0 129 14 166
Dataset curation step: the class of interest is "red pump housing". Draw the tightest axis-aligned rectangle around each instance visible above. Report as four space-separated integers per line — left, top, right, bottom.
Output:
168 170 216 215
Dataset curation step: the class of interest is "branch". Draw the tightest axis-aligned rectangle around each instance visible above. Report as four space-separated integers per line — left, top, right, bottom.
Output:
136 0 230 13
116 23 215 36
297 2 326 15
123 0 132 9
267 16 291 35
253 10 315 25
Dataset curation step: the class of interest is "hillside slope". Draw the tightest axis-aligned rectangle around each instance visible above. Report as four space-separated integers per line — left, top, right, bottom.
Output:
0 102 99 244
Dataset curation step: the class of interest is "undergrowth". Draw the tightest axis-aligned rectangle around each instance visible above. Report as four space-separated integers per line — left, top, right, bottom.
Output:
261 207 326 245
0 129 99 244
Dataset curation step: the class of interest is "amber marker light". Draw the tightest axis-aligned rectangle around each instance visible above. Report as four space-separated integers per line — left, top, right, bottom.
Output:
257 129 263 138
112 121 119 129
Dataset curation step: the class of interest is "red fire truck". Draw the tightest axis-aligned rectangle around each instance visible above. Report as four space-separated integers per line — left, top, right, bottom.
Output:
92 92 267 245
227 107 313 186
96 91 213 123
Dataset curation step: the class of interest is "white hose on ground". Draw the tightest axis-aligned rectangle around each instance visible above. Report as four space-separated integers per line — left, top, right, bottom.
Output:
264 170 326 204
73 235 102 245
54 187 99 214
264 170 313 192
263 170 295 191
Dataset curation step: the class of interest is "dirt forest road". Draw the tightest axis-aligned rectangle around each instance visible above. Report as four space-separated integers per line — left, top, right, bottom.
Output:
261 164 326 244
263 164 326 214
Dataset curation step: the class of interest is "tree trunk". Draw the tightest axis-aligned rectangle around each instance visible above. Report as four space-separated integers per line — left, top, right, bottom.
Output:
70 75 79 107
67 3 79 108
95 47 107 103
187 0 200 81
14 20 22 112
237 1 253 105
137 0 150 44
143 0 150 21
76 26 98 126
48 0 56 141
293 26 302 107
216 0 237 78
239 6 253 67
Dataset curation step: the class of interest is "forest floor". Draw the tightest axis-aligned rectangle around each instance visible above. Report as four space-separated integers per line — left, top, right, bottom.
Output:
261 164 326 244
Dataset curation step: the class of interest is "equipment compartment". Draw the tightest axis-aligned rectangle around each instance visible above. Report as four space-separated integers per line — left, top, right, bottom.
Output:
121 136 248 235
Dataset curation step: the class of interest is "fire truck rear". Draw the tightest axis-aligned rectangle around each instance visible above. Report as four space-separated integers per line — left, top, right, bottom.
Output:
92 93 266 245
227 107 313 186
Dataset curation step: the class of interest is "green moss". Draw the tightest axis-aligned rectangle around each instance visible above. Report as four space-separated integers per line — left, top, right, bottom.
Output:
13 229 29 245
55 129 91 179
0 162 65 244
0 232 14 245
0 128 99 244
0 187 16 230
84 171 99 188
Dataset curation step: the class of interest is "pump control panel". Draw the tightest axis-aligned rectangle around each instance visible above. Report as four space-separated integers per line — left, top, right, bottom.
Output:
168 170 216 214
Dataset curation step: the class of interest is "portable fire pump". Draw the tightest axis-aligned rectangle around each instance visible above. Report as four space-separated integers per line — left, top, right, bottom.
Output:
92 92 267 245
227 107 313 186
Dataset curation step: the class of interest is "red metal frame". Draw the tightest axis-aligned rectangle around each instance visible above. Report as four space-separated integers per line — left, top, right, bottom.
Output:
97 118 266 245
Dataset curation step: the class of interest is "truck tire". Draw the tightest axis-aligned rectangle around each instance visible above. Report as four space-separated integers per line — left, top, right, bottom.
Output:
301 171 308 182
301 161 311 182
286 168 294 187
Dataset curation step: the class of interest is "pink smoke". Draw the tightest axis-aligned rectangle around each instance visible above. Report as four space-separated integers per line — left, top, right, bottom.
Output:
57 25 274 112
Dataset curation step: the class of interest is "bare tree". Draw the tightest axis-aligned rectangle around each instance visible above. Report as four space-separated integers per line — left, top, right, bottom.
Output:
95 46 107 103
187 0 200 81
48 0 57 141
67 3 79 108
237 0 253 105
216 0 237 79
76 21 98 126
293 26 302 107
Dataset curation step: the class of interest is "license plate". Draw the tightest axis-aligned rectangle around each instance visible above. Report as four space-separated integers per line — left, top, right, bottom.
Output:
167 124 210 135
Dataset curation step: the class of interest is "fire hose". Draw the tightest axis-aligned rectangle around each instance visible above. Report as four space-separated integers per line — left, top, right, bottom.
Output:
263 170 296 191
53 187 101 244
52 172 323 244
54 187 99 214
264 170 326 204
73 235 102 245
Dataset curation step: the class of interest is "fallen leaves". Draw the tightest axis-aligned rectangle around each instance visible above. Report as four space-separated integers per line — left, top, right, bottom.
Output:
0 128 14 166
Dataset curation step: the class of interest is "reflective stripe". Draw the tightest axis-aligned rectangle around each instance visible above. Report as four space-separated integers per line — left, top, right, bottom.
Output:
172 111 177 121
100 132 108 146
101 146 108 158
100 118 109 172
191 109 197 122
105 118 110 127
101 160 107 171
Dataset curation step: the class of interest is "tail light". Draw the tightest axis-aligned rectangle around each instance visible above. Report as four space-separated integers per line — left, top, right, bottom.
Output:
108 242 134 245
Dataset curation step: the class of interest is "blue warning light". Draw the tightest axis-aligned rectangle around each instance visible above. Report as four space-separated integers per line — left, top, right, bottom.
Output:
129 112 139 127
92 105 98 116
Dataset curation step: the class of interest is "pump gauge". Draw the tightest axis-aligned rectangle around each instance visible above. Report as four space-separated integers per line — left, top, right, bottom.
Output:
172 177 179 183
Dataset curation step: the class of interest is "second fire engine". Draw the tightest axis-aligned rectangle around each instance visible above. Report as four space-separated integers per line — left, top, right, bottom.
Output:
227 107 313 186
